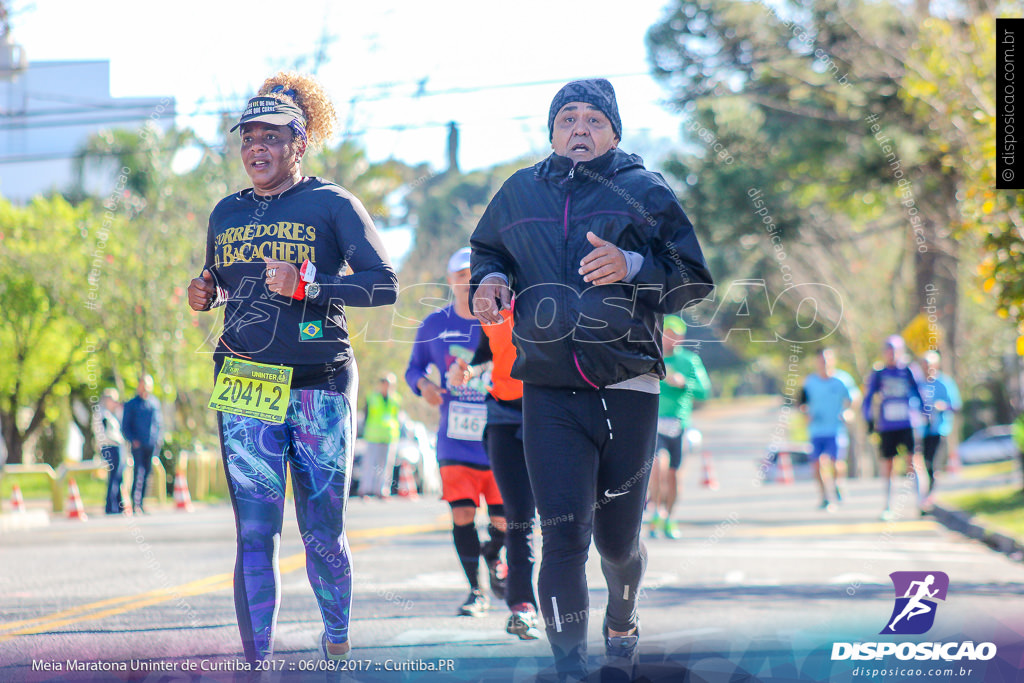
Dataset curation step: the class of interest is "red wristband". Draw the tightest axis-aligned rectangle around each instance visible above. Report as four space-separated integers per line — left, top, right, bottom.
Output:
292 260 314 300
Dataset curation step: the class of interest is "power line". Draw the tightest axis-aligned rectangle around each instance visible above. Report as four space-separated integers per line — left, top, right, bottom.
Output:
346 72 653 103
0 71 660 129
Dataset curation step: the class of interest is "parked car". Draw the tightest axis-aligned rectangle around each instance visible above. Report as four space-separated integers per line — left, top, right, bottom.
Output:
957 425 1018 465
758 442 813 482
391 419 440 496
352 418 440 496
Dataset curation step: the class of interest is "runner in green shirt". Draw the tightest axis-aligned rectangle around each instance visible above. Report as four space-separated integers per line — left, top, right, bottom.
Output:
648 316 711 539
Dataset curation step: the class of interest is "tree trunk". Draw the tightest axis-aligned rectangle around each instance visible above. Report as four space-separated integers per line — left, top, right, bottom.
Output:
69 389 97 461
914 220 959 374
0 411 24 465
38 397 70 468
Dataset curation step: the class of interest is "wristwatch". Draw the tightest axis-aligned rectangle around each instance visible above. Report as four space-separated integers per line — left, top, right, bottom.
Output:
305 281 321 301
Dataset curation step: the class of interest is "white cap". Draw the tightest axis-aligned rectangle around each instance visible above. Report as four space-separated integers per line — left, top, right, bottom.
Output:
447 247 472 274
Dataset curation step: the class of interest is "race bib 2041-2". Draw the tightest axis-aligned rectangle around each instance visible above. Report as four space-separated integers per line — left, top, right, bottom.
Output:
209 358 293 424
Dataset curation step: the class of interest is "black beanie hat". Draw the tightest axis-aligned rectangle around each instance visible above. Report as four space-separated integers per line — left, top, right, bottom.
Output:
547 78 621 142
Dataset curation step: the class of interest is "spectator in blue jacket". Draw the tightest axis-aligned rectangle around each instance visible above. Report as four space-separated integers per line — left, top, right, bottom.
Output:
121 374 162 514
918 350 961 508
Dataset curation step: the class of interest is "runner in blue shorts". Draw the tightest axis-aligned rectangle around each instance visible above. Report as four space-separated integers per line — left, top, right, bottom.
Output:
188 72 397 666
917 350 961 510
800 348 851 511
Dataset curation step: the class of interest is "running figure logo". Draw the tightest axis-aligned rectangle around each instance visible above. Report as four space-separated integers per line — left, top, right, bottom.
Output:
880 571 949 635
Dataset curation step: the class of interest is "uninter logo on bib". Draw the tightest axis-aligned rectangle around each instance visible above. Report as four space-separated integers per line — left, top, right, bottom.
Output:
881 571 949 635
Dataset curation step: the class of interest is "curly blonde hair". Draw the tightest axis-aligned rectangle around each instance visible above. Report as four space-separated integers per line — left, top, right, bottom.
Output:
258 71 337 150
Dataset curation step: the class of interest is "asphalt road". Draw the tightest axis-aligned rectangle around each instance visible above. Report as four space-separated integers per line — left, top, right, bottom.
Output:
2 397 1023 682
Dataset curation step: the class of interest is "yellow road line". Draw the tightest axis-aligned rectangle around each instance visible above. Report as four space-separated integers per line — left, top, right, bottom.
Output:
0 573 230 632
0 520 448 643
745 520 938 537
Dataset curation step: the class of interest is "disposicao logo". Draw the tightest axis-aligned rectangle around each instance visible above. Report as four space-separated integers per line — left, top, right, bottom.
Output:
881 571 949 635
832 571 997 663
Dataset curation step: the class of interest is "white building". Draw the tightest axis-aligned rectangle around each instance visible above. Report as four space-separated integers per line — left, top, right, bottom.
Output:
0 55 174 202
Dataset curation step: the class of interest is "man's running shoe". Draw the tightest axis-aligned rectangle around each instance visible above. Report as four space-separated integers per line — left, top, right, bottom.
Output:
880 508 894 521
819 499 834 512
506 603 541 640
834 486 843 503
486 557 507 600
663 518 682 540
604 624 639 659
603 616 639 680
458 589 490 617
648 513 662 539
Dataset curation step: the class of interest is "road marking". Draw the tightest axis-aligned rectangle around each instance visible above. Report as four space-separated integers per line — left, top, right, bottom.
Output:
738 520 938 537
390 628 510 646
0 520 448 643
724 570 745 584
829 573 885 585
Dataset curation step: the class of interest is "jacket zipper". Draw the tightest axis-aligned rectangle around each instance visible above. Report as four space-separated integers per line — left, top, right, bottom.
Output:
564 164 597 389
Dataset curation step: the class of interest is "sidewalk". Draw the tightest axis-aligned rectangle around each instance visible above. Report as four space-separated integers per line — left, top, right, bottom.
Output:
932 459 1024 562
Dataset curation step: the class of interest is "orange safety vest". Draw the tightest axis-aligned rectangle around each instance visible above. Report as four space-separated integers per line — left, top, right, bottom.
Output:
482 309 523 401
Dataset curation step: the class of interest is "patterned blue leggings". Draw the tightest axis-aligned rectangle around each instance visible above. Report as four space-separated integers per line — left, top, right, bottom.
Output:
217 390 354 662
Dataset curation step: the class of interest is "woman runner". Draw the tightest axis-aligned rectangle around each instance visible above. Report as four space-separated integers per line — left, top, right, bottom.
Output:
187 71 397 666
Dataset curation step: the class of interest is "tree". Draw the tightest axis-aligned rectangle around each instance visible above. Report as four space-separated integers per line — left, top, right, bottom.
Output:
898 14 1024 353
0 196 111 463
645 0 1005 381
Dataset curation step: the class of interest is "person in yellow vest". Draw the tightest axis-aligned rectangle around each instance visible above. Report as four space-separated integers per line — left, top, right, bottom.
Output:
359 374 402 498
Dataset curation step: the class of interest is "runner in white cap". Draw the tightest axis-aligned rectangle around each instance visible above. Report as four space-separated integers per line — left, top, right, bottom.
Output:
405 247 508 618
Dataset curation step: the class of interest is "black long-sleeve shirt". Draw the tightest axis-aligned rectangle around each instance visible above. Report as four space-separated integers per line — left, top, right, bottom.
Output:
203 177 397 390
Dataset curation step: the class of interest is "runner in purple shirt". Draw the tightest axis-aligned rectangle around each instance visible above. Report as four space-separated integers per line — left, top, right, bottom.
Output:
405 248 507 619
862 335 926 520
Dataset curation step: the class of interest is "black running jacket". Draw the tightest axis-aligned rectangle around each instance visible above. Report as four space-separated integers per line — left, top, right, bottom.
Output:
470 149 713 390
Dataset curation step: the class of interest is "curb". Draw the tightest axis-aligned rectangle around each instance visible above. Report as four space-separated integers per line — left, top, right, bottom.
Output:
932 504 1024 562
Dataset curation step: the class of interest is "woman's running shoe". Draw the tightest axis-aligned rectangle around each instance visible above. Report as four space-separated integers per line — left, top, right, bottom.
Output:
319 631 351 661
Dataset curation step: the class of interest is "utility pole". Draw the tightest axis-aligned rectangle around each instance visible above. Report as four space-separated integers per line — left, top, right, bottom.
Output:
0 1 27 82
447 121 459 174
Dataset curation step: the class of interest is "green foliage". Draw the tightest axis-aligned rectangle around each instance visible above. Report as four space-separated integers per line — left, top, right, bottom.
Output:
1013 415 1024 454
941 485 1024 539
646 0 1016 402
0 195 107 462
1 121 429 462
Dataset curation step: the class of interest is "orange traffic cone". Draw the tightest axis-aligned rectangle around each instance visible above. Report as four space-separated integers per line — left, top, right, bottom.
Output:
776 450 795 485
945 449 962 475
701 451 719 490
396 461 419 500
66 478 88 521
10 484 26 513
174 468 194 512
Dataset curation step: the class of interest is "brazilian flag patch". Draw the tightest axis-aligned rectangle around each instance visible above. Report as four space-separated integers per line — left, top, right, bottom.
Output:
300 320 323 340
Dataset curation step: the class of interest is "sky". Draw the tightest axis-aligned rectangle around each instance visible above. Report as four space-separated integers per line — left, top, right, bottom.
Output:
11 0 690 173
